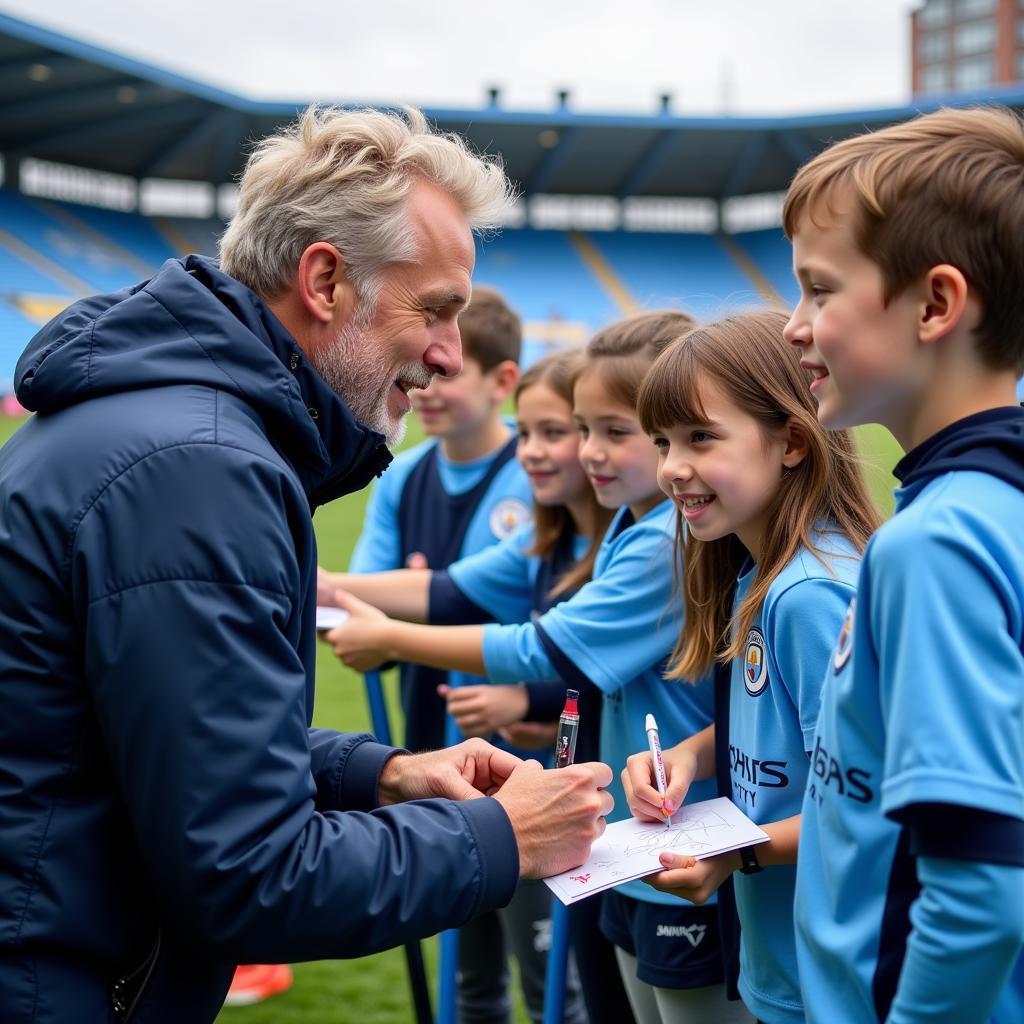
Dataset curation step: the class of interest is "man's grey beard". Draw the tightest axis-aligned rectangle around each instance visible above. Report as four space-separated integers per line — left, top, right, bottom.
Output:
310 302 432 447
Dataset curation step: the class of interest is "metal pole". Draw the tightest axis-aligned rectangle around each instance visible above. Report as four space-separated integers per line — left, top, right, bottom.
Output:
542 899 571 1024
364 669 434 1024
435 713 463 1024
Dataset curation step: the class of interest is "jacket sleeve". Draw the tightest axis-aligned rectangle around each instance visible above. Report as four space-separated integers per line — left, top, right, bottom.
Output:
72 442 518 961
307 727 399 811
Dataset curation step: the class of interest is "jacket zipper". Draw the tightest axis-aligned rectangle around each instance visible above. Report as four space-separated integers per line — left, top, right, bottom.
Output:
111 928 161 1022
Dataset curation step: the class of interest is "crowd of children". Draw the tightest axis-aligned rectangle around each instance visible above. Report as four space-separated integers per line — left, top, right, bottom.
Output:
319 106 1024 1023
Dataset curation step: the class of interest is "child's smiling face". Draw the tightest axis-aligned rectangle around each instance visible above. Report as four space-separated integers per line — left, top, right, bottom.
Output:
653 377 798 561
784 195 925 437
573 366 663 519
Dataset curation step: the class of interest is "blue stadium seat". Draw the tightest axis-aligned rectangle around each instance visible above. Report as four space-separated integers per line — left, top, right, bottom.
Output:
0 189 801 394
731 229 799 308
155 217 224 258
475 229 620 329
0 236 70 296
591 232 762 321
0 190 153 294
58 201 176 274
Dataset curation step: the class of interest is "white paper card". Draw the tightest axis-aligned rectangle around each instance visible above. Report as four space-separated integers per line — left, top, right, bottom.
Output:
315 606 351 631
543 797 769 905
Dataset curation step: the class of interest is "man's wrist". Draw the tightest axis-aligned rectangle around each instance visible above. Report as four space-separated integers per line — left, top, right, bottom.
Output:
378 751 411 806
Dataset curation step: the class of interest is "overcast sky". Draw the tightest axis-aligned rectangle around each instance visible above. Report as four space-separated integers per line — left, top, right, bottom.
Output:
1 0 919 117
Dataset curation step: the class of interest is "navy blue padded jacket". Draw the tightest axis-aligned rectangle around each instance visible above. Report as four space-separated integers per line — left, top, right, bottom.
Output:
0 256 518 1023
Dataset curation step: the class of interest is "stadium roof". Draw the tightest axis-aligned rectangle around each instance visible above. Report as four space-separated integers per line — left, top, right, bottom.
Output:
3 11 1024 200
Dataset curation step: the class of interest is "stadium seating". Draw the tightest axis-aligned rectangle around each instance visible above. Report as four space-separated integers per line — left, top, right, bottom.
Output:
591 231 764 321
732 228 800 308
0 189 798 396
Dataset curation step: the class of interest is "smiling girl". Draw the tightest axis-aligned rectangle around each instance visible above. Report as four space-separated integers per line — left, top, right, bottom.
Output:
622 311 881 1024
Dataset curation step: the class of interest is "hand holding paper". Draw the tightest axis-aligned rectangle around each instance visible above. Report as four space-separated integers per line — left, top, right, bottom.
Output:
543 797 768 905
322 590 395 670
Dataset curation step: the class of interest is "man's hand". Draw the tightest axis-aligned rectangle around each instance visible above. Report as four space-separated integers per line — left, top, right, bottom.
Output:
499 721 559 751
438 683 529 738
493 760 614 879
324 590 392 671
643 850 739 906
622 745 697 822
378 738 522 805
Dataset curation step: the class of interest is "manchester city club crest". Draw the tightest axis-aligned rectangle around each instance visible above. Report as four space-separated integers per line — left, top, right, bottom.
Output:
743 628 768 697
489 497 530 540
832 598 856 673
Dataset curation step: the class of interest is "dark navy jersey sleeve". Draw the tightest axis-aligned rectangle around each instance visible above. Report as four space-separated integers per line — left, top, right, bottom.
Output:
428 571 492 625
887 856 1024 1023
72 442 518 961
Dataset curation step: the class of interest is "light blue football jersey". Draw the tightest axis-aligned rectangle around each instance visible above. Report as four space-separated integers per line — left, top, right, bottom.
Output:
728 535 860 1024
348 434 532 574
483 500 717 906
795 471 1024 1024
448 522 589 626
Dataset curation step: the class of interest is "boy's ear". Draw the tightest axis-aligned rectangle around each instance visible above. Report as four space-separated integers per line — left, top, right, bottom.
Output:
781 419 810 469
918 264 975 345
488 360 520 402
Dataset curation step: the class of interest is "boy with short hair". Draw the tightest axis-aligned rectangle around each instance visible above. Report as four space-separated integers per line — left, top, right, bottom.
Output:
783 106 1024 1024
326 286 584 1024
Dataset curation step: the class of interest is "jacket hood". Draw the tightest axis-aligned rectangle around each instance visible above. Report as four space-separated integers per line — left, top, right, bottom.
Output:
895 406 1024 493
14 255 391 505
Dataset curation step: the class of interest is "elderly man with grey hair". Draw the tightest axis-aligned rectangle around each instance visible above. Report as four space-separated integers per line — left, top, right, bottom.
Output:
0 106 612 1024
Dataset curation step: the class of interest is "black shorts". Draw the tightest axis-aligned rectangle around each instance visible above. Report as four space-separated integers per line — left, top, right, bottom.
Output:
599 890 724 990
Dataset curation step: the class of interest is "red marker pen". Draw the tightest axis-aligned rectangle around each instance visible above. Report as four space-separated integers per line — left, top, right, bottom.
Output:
553 689 580 768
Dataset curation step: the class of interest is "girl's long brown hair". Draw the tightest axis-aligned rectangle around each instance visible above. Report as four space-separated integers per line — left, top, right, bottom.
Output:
636 310 882 679
515 350 614 598
555 310 697 596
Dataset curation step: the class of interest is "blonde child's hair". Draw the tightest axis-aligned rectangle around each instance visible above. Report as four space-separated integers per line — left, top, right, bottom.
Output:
783 105 1024 373
637 310 882 678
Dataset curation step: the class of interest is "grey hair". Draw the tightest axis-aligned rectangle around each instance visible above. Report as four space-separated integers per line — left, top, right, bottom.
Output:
219 105 515 301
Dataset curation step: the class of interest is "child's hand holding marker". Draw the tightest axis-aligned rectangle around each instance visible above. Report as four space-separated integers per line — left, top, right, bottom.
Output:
644 714 672 827
621 720 700 825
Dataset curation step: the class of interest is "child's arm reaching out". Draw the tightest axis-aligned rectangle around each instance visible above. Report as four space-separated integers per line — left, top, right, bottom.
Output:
325 591 487 675
317 568 431 622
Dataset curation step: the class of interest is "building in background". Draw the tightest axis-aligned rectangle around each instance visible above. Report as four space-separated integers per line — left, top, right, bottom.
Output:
912 0 1024 94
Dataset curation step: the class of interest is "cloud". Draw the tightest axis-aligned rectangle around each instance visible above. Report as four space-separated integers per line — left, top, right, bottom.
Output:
0 0 916 114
